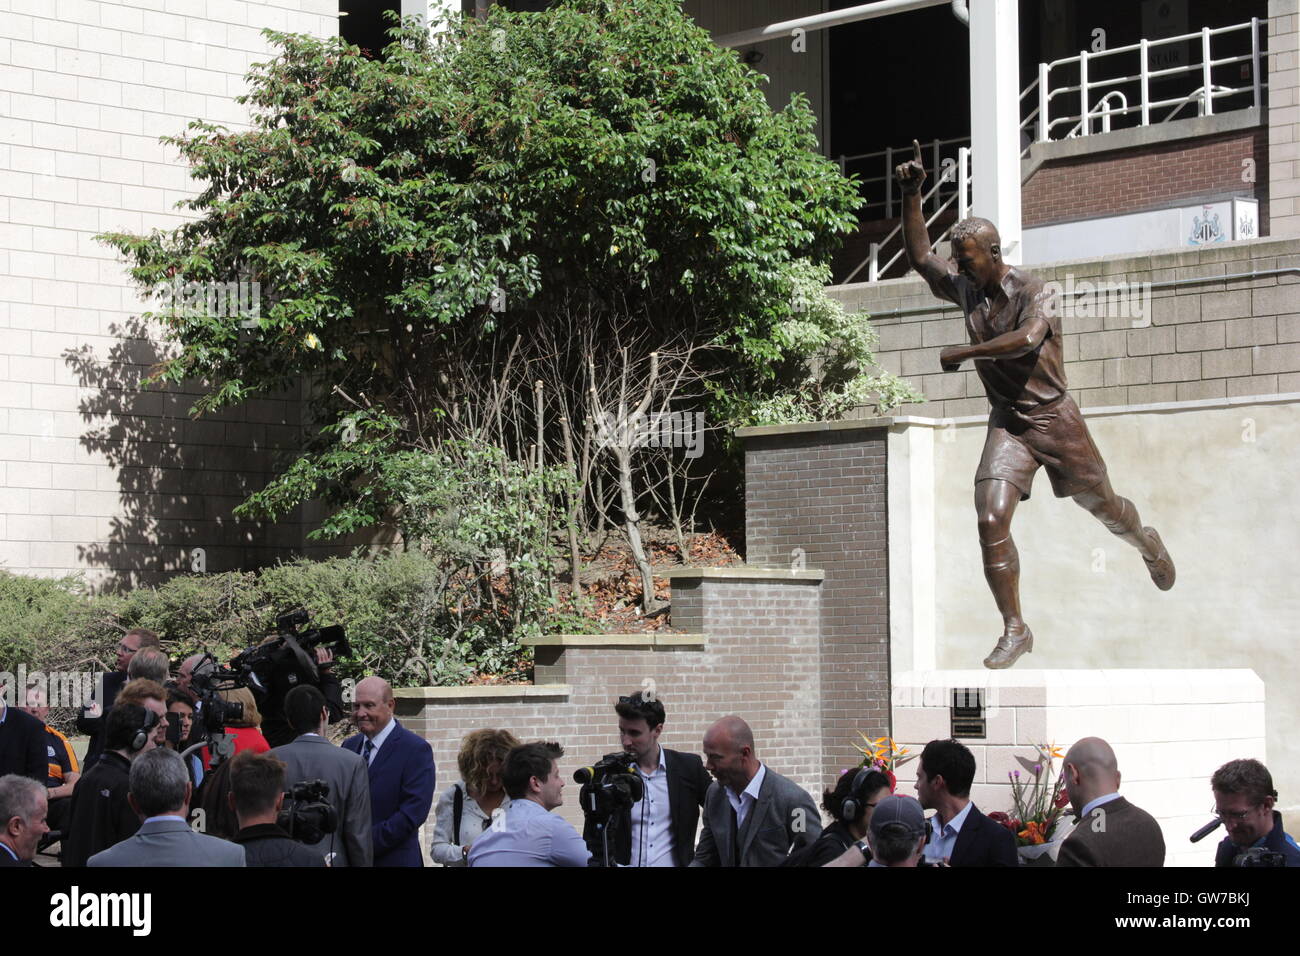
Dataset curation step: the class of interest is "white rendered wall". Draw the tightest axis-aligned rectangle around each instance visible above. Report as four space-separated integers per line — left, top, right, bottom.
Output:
888 397 1300 807
0 1 338 583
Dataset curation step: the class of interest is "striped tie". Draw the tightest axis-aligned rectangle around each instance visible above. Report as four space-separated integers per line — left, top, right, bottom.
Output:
362 738 374 765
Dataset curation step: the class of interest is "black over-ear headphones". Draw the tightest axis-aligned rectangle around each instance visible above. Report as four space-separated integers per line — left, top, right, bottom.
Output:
840 767 875 823
130 708 160 752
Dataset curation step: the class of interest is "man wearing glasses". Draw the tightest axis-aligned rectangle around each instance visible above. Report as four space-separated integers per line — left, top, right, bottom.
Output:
1211 758 1300 867
76 628 161 771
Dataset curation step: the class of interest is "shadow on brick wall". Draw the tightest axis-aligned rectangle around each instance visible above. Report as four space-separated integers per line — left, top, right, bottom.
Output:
62 317 306 591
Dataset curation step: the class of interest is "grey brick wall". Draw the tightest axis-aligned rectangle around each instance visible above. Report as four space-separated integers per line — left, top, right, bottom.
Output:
741 423 891 783
402 574 826 857
828 237 1300 417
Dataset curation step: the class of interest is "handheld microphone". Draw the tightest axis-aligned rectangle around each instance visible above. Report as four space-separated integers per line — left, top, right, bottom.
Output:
1189 818 1222 843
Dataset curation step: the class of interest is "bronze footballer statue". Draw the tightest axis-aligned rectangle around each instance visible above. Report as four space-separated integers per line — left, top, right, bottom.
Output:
895 141 1174 669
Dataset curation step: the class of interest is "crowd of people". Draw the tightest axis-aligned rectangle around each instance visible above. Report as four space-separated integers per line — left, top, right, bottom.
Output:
0 634 1296 868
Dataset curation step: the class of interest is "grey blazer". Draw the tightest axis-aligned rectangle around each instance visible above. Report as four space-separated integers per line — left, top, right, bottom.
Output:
87 817 246 867
690 765 822 867
271 734 373 867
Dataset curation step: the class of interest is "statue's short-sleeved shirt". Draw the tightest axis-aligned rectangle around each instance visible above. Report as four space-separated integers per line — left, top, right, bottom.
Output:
925 264 1106 500
927 266 1067 412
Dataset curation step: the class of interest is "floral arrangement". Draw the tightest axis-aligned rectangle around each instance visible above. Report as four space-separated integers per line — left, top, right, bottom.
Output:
853 733 911 791
989 743 1071 847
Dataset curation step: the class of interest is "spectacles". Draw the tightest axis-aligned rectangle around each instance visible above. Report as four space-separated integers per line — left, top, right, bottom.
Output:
1211 804 1260 822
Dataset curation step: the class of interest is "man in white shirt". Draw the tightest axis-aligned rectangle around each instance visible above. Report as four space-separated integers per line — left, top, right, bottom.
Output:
342 676 435 867
468 741 590 867
588 691 711 867
691 715 820 866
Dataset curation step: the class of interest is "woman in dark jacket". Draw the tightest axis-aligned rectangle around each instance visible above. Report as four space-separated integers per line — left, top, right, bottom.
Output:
787 767 892 867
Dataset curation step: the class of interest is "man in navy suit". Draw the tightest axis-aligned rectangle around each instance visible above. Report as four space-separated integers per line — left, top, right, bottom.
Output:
915 738 1017 867
343 677 435 867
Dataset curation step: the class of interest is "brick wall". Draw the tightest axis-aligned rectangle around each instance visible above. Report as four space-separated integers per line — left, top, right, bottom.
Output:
1022 129 1268 229
828 237 1300 418
741 424 891 782
0 0 340 585
401 573 826 856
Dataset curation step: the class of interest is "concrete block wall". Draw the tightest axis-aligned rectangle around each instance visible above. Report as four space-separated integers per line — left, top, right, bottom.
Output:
1021 128 1267 231
891 669 1267 867
1269 0 1300 237
740 421 891 783
0 0 341 585
399 572 827 861
828 237 1300 418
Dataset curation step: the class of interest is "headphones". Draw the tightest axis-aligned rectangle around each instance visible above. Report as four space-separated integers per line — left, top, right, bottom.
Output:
130 708 160 752
840 767 878 823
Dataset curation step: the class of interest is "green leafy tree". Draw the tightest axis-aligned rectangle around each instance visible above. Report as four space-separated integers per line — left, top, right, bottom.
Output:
98 1 916 600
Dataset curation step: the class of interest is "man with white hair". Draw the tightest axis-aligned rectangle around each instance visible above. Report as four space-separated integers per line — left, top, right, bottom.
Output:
342 676 435 867
0 775 49 867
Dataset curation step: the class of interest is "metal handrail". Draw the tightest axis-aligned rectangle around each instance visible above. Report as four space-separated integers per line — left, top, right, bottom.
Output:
1163 84 1237 123
847 18 1266 280
838 136 970 218
872 189 960 280
841 146 969 285
1040 19 1257 70
1034 17 1264 144
1060 90 1129 138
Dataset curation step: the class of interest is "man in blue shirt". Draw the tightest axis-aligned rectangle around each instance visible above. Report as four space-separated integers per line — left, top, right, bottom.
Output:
915 738 1017 867
468 741 590 867
1212 758 1300 867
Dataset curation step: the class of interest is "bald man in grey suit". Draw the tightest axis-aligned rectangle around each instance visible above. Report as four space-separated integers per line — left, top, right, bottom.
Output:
690 716 820 867
89 749 244 867
1057 737 1164 867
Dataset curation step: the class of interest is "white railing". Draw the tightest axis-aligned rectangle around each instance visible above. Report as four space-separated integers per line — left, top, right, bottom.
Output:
836 136 970 219
1034 18 1265 143
842 146 970 284
843 19 1266 282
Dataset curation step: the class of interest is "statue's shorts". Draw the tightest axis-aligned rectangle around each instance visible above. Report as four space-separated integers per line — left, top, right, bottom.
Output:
974 393 1107 501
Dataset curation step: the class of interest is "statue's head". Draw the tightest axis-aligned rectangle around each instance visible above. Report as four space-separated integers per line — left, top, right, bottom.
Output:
949 217 1004 289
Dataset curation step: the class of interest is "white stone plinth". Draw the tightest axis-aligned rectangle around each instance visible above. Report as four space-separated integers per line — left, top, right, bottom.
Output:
891 668 1265 867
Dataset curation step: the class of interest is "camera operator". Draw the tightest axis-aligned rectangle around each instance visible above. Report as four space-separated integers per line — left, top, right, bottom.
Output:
584 691 710 867
1211 758 1300 867
228 750 326 867
250 613 349 749
467 741 590 867
199 687 270 768
270 684 372 867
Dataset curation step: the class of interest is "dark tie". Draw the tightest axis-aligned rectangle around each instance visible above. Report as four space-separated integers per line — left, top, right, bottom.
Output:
362 739 374 766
